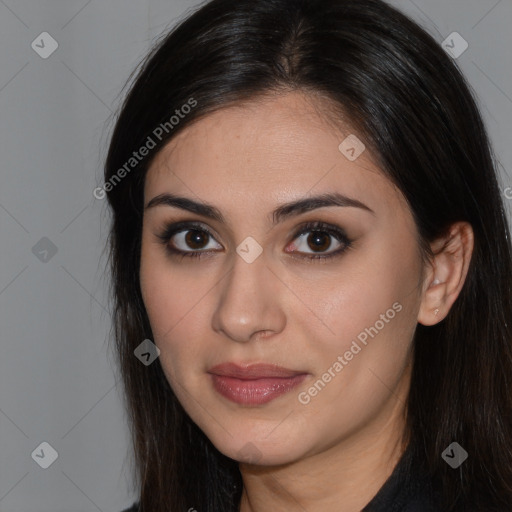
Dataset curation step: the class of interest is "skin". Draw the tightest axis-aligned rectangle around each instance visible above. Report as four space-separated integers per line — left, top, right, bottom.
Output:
139 90 474 512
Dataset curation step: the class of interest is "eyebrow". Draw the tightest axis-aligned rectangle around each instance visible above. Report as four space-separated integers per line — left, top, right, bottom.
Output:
144 192 375 224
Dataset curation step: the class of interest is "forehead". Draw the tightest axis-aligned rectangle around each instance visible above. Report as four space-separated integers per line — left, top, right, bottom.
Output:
144 91 406 219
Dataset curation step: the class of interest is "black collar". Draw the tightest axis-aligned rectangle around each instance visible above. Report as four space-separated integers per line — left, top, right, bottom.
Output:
362 445 442 511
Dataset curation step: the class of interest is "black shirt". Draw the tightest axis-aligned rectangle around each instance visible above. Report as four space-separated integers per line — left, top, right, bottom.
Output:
121 444 442 511
361 444 442 511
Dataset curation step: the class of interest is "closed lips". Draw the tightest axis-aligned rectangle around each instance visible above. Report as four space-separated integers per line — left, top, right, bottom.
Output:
208 363 309 405
207 362 307 379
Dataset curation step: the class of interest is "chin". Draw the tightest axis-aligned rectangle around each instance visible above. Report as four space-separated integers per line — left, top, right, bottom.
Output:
205 425 308 466
233 443 302 467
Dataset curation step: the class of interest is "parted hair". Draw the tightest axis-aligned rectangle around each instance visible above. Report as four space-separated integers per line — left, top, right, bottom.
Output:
104 0 512 510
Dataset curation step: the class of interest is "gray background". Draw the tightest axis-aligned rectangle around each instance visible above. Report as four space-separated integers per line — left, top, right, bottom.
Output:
0 1 510 511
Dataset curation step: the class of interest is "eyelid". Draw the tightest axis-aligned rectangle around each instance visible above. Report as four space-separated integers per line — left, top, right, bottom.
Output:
156 219 353 260
156 220 221 244
285 220 352 259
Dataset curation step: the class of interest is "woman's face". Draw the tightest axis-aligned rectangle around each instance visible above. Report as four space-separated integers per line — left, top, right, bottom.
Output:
140 91 426 466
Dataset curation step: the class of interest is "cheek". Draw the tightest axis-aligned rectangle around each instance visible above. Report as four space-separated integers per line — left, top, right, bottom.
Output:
300 232 420 351
140 234 194 332
294 234 421 399
139 240 215 375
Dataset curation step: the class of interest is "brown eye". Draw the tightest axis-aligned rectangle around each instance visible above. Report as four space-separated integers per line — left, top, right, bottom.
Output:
290 230 345 256
285 221 353 260
306 231 332 252
184 229 210 250
158 220 351 261
166 226 222 254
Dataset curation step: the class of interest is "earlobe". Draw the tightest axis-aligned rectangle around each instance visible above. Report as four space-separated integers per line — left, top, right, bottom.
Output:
417 222 474 326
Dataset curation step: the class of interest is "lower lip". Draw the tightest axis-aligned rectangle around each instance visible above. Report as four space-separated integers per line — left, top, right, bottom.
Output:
209 374 308 405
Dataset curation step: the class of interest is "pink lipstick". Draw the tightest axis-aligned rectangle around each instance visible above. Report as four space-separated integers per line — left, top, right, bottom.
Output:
208 362 308 405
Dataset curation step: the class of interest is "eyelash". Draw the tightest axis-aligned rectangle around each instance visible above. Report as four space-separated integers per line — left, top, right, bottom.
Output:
156 220 353 262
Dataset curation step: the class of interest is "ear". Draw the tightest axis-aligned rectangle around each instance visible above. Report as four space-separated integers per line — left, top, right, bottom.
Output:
417 222 474 326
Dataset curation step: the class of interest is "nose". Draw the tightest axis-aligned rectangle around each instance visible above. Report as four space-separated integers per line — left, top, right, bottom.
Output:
211 251 287 343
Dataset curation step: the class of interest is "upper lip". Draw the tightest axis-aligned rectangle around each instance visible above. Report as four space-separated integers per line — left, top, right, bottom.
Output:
208 362 307 380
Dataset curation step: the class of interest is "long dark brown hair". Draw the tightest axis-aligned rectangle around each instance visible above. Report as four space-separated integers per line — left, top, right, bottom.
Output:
103 0 512 510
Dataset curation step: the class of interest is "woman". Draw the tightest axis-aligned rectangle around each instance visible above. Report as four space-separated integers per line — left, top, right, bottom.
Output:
104 0 512 510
